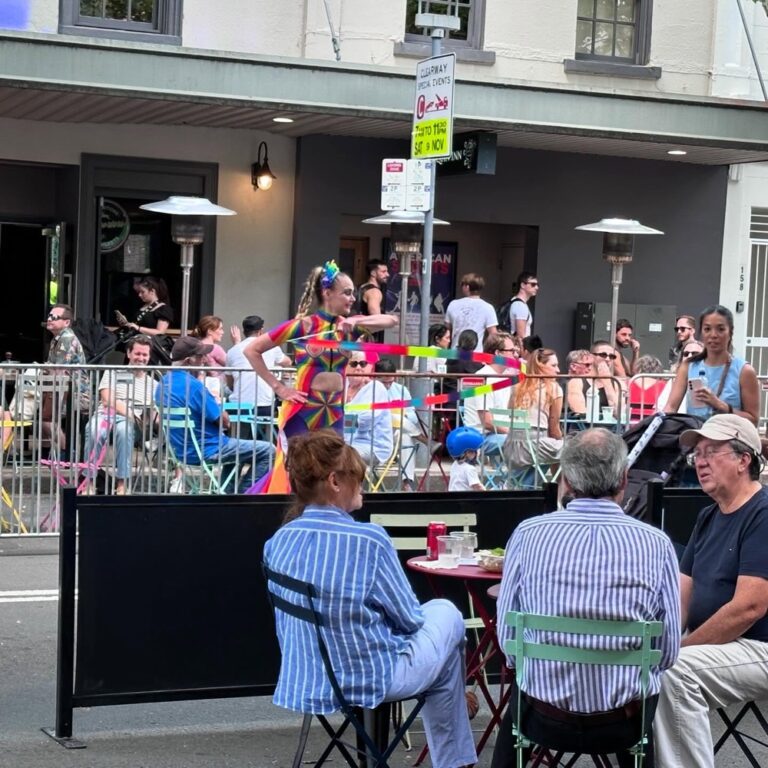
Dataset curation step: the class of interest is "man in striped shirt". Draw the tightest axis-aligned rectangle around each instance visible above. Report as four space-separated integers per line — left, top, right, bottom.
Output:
492 428 680 767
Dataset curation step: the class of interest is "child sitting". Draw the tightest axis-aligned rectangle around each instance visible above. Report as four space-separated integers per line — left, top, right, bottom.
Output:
446 427 485 491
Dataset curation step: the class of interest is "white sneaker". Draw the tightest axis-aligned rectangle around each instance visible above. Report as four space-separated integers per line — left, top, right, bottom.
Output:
169 476 184 494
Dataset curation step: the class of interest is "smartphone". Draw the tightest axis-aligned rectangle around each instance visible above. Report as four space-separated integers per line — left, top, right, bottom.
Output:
689 379 704 391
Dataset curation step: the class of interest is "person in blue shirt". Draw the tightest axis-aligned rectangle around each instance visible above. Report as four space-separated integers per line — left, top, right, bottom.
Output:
155 336 273 492
264 429 476 768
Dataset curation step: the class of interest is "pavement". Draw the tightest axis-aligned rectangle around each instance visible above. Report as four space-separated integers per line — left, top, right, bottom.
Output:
1 536 767 768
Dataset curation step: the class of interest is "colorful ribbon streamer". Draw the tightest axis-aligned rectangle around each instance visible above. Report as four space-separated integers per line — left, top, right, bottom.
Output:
293 338 524 413
309 338 526 371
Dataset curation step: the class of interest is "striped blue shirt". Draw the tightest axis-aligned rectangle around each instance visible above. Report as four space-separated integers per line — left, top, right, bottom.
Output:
264 505 425 714
497 498 680 713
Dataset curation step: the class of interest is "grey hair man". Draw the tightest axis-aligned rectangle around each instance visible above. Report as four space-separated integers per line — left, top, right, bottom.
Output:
654 414 768 768
492 428 680 767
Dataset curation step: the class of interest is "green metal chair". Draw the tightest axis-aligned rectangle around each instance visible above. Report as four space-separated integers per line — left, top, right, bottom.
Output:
504 611 662 768
160 406 238 494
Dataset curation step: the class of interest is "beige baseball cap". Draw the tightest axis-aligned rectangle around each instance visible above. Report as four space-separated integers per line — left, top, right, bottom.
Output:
679 414 762 455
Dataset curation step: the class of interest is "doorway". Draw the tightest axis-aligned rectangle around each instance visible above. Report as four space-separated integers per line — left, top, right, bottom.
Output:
0 223 58 362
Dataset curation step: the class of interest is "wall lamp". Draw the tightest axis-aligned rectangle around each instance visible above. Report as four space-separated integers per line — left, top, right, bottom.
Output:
251 142 277 191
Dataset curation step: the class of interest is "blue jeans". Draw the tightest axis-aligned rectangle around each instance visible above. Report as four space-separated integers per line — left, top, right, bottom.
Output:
384 599 477 768
84 411 135 480
208 438 274 493
482 433 506 455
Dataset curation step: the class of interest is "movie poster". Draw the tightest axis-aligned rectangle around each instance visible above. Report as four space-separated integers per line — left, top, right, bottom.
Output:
383 239 457 345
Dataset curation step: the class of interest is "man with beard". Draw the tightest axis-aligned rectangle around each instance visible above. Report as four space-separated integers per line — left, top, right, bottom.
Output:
357 259 390 343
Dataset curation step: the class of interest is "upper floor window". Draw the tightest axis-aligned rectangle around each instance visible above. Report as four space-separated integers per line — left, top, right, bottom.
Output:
59 0 182 44
398 0 494 63
575 0 648 63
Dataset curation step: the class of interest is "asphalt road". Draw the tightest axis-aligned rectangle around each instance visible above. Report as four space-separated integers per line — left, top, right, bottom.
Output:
1 537 765 768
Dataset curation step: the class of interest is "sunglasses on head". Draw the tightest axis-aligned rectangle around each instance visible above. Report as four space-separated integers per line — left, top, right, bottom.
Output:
347 360 368 368
674 326 693 333
595 351 617 360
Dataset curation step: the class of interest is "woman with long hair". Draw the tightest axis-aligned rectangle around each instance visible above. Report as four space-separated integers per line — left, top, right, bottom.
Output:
504 347 563 469
664 305 759 425
264 430 476 768
244 260 396 491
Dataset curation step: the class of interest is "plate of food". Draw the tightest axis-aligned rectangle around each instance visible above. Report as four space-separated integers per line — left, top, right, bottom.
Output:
476 548 505 572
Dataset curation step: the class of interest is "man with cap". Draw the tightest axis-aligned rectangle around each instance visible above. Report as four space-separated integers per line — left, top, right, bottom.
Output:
226 315 290 427
155 337 274 491
654 414 768 768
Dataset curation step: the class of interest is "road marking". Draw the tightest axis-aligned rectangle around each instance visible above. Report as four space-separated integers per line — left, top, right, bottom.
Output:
0 589 65 604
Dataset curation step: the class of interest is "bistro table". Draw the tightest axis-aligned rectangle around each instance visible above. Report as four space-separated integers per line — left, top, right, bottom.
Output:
406 555 509 761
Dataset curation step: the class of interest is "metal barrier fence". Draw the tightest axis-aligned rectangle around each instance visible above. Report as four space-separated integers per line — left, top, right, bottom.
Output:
0 362 285 534
2 360 762 536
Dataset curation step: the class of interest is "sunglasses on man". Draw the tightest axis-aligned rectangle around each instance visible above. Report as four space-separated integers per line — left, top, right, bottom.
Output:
674 326 693 333
47 313 66 321
347 360 369 369
594 351 617 360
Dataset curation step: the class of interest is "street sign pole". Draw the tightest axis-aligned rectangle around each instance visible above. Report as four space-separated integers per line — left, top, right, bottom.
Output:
412 13 458 371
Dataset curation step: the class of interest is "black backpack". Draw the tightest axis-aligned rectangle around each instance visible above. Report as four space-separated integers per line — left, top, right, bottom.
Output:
497 297 524 334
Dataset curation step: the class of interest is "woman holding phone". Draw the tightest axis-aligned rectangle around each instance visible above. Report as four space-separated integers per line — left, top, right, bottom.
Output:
664 305 759 425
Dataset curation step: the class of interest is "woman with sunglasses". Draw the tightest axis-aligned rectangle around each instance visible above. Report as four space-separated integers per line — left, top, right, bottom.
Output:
344 351 393 468
587 341 621 418
664 305 759 425
244 261 396 492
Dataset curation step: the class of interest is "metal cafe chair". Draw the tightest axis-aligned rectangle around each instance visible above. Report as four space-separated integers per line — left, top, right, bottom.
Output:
263 564 426 768
504 611 662 768
714 701 768 768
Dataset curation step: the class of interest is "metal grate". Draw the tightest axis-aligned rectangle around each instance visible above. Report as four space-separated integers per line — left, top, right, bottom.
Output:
751 208 768 240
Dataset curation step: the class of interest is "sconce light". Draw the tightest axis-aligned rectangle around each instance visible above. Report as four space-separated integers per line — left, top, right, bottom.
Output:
251 141 277 191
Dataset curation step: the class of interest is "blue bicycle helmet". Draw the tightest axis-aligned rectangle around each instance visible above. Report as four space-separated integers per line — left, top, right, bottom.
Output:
446 426 484 459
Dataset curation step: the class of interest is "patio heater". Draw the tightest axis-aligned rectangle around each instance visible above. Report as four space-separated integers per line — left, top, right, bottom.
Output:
140 196 236 336
575 217 663 343
362 210 449 367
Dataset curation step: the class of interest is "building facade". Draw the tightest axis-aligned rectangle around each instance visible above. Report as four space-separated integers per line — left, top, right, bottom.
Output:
0 0 766 362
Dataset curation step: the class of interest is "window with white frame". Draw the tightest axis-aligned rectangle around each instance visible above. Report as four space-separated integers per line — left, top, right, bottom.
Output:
400 0 492 62
575 0 651 64
60 0 182 43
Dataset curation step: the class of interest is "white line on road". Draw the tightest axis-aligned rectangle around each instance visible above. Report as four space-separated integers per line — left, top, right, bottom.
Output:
0 588 69 604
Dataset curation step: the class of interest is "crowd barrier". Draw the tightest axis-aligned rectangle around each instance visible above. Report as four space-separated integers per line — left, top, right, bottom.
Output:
1 360 761 536
50 481 708 745
49 486 556 744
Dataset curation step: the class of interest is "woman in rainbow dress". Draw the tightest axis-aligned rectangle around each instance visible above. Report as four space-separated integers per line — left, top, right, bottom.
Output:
244 260 396 492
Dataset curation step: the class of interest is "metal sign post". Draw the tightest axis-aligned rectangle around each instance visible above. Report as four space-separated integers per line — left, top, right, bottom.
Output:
412 12 457 370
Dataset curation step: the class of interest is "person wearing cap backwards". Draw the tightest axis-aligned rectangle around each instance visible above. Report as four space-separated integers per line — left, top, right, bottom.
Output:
155 337 274 492
654 414 768 767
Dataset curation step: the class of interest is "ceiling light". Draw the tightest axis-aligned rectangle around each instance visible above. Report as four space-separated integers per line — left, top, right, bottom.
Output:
273 117 294 124
667 150 687 156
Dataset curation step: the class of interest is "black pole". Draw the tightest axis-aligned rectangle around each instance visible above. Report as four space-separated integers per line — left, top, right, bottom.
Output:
54 487 77 738
647 479 665 531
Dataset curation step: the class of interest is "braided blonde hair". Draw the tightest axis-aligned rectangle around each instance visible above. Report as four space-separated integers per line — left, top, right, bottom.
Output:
295 266 324 318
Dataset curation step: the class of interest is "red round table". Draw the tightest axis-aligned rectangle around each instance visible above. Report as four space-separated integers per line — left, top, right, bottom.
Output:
406 556 509 760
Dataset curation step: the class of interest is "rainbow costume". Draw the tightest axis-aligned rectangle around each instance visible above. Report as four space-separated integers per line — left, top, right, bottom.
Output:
253 310 362 493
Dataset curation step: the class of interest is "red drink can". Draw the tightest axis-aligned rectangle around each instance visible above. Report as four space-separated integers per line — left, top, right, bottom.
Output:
426 521 447 560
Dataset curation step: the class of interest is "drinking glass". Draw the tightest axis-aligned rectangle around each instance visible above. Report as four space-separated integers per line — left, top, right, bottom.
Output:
436 535 460 567
450 532 478 563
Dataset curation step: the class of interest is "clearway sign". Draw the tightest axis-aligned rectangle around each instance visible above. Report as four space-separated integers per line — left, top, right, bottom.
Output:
411 52 456 160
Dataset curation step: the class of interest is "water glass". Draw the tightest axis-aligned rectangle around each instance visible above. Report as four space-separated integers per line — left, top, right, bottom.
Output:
451 532 478 562
601 406 614 422
436 535 460 567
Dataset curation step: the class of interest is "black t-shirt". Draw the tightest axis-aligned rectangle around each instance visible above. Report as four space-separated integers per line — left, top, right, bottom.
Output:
681 486 768 642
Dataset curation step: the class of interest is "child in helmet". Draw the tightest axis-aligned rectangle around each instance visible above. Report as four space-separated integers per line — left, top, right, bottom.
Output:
446 426 485 492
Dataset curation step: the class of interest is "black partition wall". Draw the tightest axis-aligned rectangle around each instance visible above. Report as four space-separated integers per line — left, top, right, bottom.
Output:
52 487 555 743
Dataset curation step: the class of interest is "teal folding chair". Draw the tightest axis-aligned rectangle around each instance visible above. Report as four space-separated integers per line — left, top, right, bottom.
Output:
160 406 238 494
504 611 662 768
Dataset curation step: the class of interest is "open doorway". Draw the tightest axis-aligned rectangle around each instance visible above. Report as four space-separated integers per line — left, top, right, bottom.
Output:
0 222 60 362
